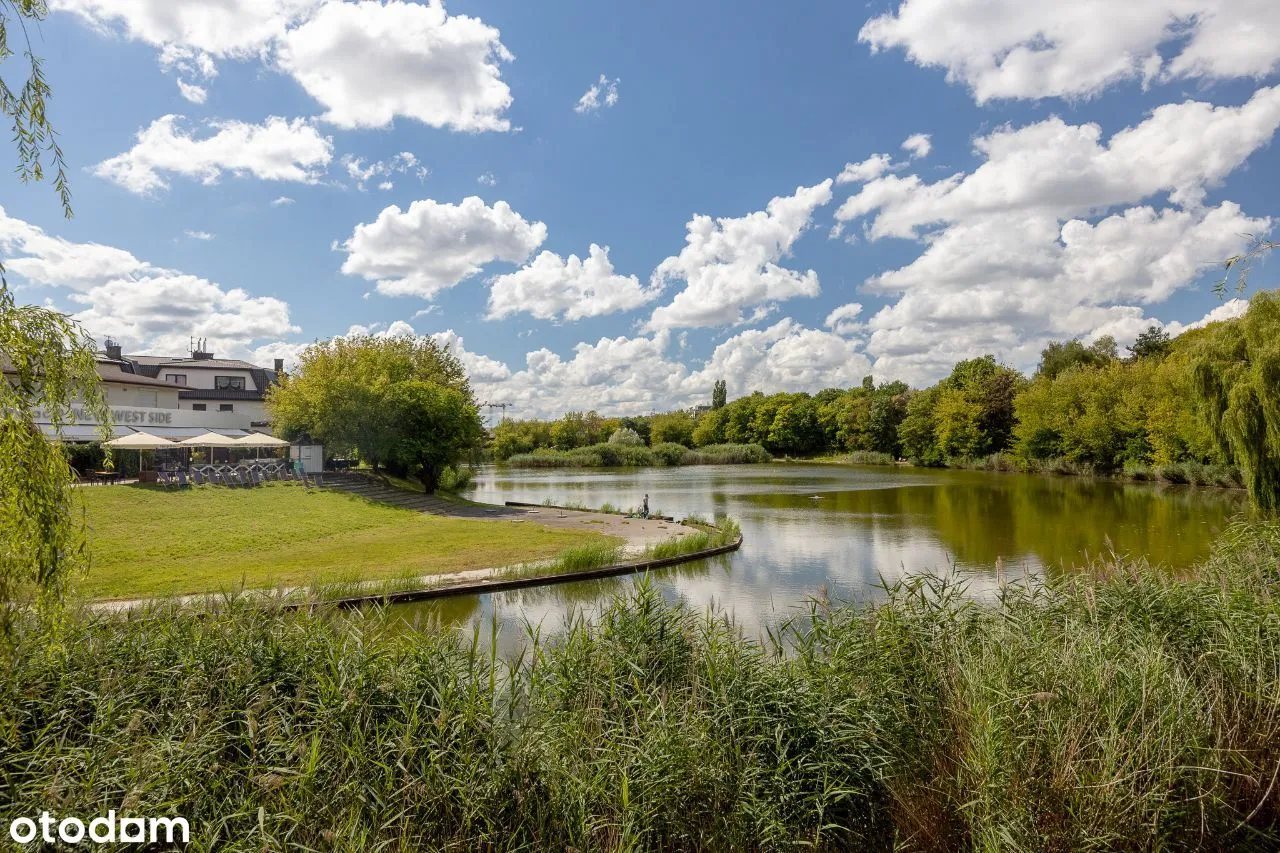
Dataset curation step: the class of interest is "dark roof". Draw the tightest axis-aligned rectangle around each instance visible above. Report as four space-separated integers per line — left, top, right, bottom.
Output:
177 388 268 401
130 356 264 370
95 363 178 388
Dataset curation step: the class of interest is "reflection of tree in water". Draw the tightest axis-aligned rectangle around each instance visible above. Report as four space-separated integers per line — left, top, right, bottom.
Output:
739 471 1244 572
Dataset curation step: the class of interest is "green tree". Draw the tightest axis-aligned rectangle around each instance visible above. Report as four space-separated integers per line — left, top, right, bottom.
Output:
650 411 696 446
385 381 483 493
1037 338 1116 380
1191 290 1280 509
267 335 477 487
1127 325 1172 360
711 379 727 410
608 427 644 446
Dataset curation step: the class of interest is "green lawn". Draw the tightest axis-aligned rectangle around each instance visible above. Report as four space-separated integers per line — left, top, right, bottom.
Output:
75 483 609 600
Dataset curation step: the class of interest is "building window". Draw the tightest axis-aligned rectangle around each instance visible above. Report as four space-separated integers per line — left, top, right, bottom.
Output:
166 374 187 386
214 376 246 390
219 404 234 412
133 390 158 407
192 404 206 411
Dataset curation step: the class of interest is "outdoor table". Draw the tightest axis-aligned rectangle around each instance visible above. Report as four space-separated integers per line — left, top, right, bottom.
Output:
93 471 120 485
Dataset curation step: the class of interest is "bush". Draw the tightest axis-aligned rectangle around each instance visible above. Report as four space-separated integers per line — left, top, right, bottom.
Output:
680 443 772 465
846 450 896 466
651 442 690 466
608 427 644 446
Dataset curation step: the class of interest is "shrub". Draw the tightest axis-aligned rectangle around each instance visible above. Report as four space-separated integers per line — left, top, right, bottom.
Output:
651 442 690 466
608 427 644 446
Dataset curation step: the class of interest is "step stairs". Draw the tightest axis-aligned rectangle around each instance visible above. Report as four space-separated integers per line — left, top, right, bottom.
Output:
317 472 521 519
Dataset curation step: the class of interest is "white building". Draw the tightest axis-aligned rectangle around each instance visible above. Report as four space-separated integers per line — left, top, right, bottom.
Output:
14 341 285 441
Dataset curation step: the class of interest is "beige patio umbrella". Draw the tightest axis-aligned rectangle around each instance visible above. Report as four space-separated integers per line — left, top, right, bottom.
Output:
104 431 177 479
179 431 246 467
105 431 178 449
235 433 289 448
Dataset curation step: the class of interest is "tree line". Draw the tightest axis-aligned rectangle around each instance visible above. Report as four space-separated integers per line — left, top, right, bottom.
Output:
492 290 1280 508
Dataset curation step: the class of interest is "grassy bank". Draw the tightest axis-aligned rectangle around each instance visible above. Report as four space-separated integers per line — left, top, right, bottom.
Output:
75 484 608 600
4 519 1278 849
506 441 771 468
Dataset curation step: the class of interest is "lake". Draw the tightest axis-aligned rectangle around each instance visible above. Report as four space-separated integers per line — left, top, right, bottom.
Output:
391 463 1247 642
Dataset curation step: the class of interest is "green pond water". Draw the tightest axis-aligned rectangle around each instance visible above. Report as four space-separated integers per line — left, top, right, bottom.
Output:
390 463 1246 641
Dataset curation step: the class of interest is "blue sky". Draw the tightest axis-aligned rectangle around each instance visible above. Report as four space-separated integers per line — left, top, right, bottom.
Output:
2 0 1277 416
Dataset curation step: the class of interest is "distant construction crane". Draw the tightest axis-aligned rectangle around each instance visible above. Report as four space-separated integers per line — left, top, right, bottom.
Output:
481 401 513 424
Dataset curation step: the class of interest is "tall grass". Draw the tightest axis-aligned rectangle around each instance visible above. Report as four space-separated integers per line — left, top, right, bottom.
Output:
3 519 1279 850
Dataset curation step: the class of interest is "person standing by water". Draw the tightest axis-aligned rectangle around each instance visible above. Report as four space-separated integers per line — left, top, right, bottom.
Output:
642 494 649 519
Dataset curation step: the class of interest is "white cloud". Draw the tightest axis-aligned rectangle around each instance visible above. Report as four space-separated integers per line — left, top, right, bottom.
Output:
832 87 1280 384
271 196 295 206
1165 298 1250 336
0 205 301 358
54 0 320 67
340 151 428 190
278 0 514 131
646 180 833 330
94 115 333 195
72 275 299 357
837 86 1280 239
575 74 620 114
824 302 864 335
860 0 1280 103
487 244 659 321
176 79 207 103
184 230 215 241
0 205 162 291
837 153 894 185
339 196 547 299
425 318 874 418
477 172 497 187
901 133 931 159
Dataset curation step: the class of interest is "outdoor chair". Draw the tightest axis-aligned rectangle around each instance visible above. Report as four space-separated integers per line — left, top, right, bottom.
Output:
176 469 190 488
192 469 205 486
157 471 173 488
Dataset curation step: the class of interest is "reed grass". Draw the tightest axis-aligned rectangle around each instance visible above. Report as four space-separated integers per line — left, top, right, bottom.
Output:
3 518 1279 850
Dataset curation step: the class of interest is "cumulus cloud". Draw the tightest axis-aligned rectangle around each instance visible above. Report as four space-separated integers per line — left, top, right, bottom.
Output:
574 74 620 114
55 0 320 69
833 87 1279 384
0 205 300 357
646 181 833 330
57 1 515 132
837 153 894 185
824 302 864 335
340 151 428 190
278 0 514 131
487 244 659 321
271 196 295 206
0 205 162 291
184 230 215 241
1165 298 1250 337
860 0 1280 103
94 115 333 195
339 196 547 299
477 172 497 187
901 133 931 158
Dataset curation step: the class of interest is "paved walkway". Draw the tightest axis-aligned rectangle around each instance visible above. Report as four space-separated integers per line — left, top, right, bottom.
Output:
319 472 696 550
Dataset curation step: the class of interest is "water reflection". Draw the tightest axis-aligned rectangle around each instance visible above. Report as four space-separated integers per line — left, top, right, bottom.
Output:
388 463 1245 649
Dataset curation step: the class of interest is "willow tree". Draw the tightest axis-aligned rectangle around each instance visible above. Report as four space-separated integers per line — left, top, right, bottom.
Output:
1 1 108 636
1191 291 1280 510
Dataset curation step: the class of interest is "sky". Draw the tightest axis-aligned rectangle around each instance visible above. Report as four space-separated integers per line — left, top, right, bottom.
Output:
1 0 1278 418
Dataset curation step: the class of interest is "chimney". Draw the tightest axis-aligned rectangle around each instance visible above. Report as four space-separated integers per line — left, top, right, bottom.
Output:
273 358 284 374
104 338 122 362
191 336 213 360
